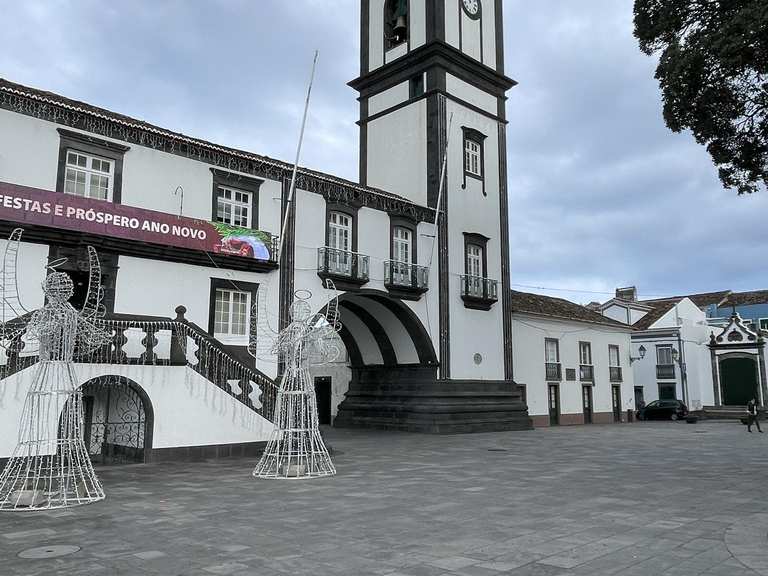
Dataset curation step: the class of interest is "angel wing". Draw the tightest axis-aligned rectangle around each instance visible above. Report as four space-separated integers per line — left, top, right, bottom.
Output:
247 280 281 362
76 246 110 355
0 228 32 347
1 228 30 323
307 279 343 365
80 246 105 321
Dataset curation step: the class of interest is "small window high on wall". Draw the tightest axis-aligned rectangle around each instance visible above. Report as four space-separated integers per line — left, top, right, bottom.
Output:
385 0 408 50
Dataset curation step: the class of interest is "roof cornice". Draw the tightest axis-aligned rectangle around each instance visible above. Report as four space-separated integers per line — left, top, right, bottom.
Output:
0 79 434 222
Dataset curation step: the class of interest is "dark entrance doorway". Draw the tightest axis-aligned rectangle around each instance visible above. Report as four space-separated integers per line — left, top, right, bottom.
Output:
720 357 759 406
548 384 560 426
634 386 645 409
67 270 90 310
314 377 332 425
582 385 593 424
612 385 622 423
79 377 153 465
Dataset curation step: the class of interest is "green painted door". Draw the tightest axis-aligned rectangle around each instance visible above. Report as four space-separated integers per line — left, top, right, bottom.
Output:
720 358 758 406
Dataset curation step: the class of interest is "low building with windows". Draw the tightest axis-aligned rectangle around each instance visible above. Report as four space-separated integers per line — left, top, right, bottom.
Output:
599 287 768 414
510 291 635 427
0 0 533 465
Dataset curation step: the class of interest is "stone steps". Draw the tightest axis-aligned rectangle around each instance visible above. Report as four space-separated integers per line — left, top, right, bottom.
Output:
334 366 532 434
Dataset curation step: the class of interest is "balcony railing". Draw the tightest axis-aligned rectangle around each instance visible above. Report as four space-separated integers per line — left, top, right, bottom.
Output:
460 275 498 310
545 362 562 381
656 364 675 379
609 366 623 382
317 247 369 284
384 261 429 294
580 364 594 382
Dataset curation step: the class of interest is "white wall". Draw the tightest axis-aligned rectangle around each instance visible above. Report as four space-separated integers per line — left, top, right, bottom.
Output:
512 314 635 422
630 299 714 408
114 256 280 378
445 99 504 379
366 100 428 205
368 81 410 117
0 364 273 458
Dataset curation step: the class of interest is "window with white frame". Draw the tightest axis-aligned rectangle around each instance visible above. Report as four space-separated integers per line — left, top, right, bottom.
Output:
609 345 620 367
216 186 252 228
464 137 482 177
392 226 412 263
214 288 249 338
545 338 560 363
466 243 483 277
328 211 352 252
657 345 673 365
64 150 113 200
579 341 592 365
760 318 768 331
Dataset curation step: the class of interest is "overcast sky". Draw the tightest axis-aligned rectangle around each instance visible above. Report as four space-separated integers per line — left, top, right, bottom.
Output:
1 0 765 304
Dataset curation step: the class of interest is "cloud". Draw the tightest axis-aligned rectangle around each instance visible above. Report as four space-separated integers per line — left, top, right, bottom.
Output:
0 0 764 304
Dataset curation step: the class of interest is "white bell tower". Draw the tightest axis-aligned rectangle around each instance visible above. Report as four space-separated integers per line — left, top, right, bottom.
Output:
350 0 516 382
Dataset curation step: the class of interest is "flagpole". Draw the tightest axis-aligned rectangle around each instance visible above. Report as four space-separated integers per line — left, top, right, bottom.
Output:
277 50 319 260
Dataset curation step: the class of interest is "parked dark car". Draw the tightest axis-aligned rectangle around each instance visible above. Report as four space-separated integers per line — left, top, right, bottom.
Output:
637 399 688 421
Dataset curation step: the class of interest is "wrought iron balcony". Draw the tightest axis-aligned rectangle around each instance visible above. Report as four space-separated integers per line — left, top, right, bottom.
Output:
545 362 562 381
609 366 623 382
579 364 594 382
656 364 675 379
384 261 429 299
460 275 498 310
317 247 369 287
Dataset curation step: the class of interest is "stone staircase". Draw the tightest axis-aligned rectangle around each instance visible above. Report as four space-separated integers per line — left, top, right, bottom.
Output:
334 365 532 433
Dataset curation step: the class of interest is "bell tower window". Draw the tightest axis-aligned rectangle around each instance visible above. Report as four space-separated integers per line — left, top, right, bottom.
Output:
384 0 408 50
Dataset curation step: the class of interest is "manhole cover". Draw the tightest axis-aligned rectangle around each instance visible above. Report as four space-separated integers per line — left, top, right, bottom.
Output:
18 545 81 559
487 448 508 452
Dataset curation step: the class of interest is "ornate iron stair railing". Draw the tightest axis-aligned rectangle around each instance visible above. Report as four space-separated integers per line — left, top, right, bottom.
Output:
0 306 279 423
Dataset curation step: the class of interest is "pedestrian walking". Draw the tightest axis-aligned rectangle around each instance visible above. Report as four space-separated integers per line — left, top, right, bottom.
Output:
746 399 763 433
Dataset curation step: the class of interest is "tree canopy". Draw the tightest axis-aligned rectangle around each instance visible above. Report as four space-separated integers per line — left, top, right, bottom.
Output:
634 0 768 194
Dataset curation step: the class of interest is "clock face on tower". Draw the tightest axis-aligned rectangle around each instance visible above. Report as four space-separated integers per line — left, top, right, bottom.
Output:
461 0 481 20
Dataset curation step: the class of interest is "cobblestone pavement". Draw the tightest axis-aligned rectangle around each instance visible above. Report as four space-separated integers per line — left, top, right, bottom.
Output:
2 421 768 575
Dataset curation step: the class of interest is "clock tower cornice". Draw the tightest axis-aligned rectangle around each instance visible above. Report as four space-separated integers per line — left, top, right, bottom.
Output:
348 40 517 97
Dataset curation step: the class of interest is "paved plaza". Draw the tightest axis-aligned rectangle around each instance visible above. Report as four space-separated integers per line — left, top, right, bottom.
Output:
2 421 768 575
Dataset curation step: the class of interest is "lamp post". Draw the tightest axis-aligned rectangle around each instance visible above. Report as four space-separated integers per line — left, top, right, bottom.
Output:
630 345 646 365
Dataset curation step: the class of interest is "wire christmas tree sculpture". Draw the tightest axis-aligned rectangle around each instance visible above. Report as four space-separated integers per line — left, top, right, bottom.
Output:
249 279 340 479
0 228 110 510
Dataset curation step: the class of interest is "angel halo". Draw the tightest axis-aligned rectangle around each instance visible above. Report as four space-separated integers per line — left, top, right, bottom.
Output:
249 280 341 479
0 228 108 510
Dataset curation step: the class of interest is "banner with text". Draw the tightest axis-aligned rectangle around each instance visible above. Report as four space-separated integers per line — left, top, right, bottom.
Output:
0 181 274 261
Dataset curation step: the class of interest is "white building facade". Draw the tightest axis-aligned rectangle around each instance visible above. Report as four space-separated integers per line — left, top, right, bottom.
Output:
0 0 531 464
510 291 635 427
600 288 768 413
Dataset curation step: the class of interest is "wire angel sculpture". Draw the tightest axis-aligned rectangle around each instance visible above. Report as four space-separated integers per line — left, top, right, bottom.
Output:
248 279 341 479
0 228 110 510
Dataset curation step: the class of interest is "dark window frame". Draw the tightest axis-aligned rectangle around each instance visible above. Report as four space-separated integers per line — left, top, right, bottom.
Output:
608 344 620 367
325 202 359 253
56 128 130 204
463 232 489 278
389 215 417 264
208 277 259 338
409 73 425 98
210 168 263 230
579 341 593 365
544 337 560 363
461 126 487 195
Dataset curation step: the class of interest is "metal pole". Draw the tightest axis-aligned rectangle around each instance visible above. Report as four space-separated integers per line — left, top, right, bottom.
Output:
277 50 319 260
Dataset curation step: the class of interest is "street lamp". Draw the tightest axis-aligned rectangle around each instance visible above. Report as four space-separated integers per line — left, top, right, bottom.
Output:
630 345 646 364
